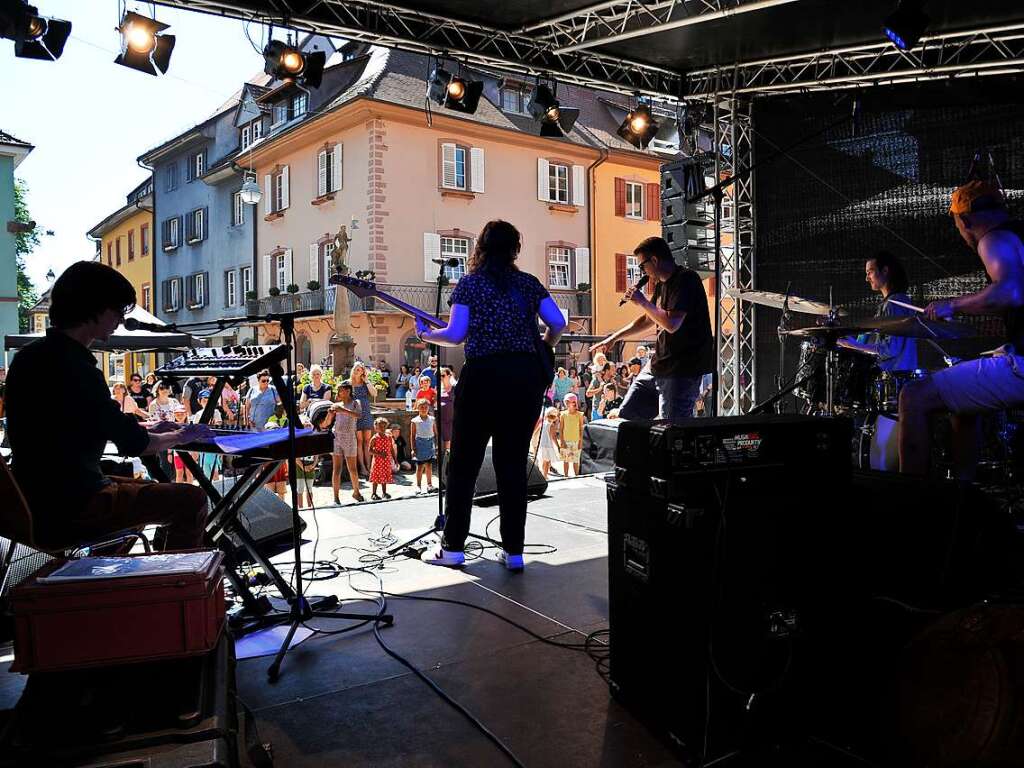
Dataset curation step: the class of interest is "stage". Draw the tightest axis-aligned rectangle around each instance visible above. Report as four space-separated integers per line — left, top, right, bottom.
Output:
0 476 686 767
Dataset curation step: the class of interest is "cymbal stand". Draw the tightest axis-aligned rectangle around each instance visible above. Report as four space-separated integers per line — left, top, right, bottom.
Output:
775 282 793 414
825 288 838 417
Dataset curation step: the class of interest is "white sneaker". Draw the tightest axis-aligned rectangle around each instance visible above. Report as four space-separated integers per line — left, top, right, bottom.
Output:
421 547 465 567
498 551 525 572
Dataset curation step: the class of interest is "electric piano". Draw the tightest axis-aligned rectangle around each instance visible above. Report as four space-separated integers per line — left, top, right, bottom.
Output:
155 345 289 379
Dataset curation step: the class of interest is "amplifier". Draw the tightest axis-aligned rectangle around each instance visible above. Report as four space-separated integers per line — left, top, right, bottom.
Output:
615 414 851 484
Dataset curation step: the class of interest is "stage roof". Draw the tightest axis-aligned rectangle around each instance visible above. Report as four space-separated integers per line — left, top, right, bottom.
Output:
155 0 1024 98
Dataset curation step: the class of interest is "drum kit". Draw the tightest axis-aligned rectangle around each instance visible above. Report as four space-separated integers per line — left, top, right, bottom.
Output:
733 288 1022 481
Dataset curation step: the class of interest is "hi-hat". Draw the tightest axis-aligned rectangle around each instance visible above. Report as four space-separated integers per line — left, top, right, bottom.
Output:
724 288 845 316
785 315 976 340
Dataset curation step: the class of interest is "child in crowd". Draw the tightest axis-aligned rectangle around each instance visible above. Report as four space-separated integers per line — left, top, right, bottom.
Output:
265 403 288 429
148 382 180 422
369 417 396 500
559 393 587 477
415 375 436 411
330 381 364 503
410 398 436 494
390 423 413 472
172 404 192 484
598 383 622 419
190 389 222 481
536 406 561 478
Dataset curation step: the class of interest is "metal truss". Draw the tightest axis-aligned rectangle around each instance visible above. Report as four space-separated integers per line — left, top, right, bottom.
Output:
687 22 1024 97
152 0 683 98
714 97 756 416
519 0 798 55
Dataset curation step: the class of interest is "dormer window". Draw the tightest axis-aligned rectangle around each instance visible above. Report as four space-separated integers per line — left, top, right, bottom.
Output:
500 86 530 115
291 92 308 118
240 119 262 150
272 102 288 127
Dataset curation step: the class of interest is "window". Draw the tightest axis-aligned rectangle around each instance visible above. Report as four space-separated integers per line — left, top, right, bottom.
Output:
241 124 250 150
140 223 149 255
274 172 285 212
165 278 181 312
272 102 288 126
33 314 45 333
441 145 466 190
164 163 178 192
548 246 572 289
225 270 237 307
500 88 528 114
232 191 244 226
163 216 180 250
115 237 121 267
128 230 135 261
626 254 641 286
317 241 336 285
291 92 308 117
106 242 112 266
275 252 288 291
317 144 342 196
188 272 206 308
186 150 205 182
251 119 262 143
625 181 644 219
141 283 151 313
241 118 263 150
440 236 469 282
241 266 253 297
187 208 205 243
548 163 569 204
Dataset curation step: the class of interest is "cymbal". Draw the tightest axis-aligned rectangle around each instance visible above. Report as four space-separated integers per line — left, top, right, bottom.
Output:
785 316 976 341
724 289 846 317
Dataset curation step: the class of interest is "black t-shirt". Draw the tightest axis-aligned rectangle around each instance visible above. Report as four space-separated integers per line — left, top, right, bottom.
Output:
650 266 714 378
449 269 550 359
127 387 149 410
303 382 332 401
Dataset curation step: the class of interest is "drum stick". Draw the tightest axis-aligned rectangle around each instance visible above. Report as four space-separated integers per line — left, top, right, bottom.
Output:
887 298 924 313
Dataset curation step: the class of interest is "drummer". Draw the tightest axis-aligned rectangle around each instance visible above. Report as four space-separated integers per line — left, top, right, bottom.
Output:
899 181 1024 480
837 250 920 372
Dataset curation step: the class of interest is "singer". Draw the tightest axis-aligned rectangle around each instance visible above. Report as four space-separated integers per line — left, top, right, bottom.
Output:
589 236 713 420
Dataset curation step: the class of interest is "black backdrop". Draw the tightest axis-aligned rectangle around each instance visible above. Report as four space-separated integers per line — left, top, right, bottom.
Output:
750 80 1024 405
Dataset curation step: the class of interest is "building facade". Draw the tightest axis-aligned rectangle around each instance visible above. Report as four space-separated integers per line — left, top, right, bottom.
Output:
0 130 33 354
87 179 157 380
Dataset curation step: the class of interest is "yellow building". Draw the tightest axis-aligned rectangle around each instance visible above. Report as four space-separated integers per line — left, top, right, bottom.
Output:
87 179 156 381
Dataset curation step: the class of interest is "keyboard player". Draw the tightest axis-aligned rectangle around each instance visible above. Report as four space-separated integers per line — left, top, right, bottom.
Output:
5 262 212 550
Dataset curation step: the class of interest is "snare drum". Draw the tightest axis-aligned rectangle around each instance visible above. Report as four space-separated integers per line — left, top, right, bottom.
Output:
871 369 928 414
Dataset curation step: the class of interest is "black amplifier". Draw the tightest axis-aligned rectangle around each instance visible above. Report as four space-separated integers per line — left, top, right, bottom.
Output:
615 414 851 484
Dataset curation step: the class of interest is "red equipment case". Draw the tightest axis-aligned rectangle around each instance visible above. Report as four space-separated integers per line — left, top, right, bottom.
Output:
10 550 225 674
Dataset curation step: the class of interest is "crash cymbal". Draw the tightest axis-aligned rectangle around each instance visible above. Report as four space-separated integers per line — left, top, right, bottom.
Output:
724 289 846 316
785 326 872 339
785 316 977 341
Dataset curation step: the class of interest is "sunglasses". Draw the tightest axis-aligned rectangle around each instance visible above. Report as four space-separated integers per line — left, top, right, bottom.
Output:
259 378 270 383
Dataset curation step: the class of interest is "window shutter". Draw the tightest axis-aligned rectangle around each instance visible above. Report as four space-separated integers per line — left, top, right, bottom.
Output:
178 215 184 246
317 150 328 197
614 178 626 217
309 243 319 286
185 159 193 183
537 158 550 201
162 280 169 311
572 165 585 207
441 143 456 188
470 147 485 193
175 278 183 310
575 247 590 286
201 271 209 307
281 165 290 209
202 206 209 239
423 232 441 282
186 274 195 307
262 254 272 296
264 174 272 215
161 219 168 248
224 272 230 308
284 248 293 287
615 253 628 292
645 183 660 221
332 143 343 192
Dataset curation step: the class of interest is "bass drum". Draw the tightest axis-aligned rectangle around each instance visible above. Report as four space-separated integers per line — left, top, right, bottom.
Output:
795 340 876 413
857 413 900 471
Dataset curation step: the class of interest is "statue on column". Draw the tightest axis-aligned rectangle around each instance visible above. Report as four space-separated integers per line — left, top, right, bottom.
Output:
330 224 356 375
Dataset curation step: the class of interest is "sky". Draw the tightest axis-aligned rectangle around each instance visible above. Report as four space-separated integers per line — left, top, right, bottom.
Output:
2 1 276 292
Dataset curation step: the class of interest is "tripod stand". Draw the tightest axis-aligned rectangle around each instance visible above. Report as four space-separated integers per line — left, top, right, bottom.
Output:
257 309 393 683
387 259 502 557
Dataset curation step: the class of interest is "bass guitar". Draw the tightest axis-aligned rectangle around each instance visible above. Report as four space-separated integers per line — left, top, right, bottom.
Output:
330 275 446 329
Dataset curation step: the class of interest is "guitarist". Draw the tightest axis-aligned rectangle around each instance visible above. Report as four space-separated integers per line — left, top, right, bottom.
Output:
416 220 567 572
590 236 714 420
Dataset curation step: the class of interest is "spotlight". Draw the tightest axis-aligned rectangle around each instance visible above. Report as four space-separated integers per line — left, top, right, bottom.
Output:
527 83 580 138
263 40 326 88
617 104 659 150
883 0 929 51
240 172 262 206
0 1 71 61
428 67 483 114
115 11 174 76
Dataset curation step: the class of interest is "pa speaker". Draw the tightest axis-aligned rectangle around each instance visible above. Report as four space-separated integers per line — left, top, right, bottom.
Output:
214 479 305 557
472 443 548 505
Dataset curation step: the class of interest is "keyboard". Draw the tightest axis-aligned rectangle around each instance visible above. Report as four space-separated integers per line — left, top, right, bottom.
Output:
156 345 289 379
178 427 332 460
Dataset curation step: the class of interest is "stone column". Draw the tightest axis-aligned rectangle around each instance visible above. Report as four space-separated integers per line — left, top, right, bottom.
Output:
330 333 356 376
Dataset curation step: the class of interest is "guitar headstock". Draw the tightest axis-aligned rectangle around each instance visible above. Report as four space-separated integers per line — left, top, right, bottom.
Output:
330 274 376 298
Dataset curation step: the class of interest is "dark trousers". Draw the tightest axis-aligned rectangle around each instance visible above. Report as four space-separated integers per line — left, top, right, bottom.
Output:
441 354 545 555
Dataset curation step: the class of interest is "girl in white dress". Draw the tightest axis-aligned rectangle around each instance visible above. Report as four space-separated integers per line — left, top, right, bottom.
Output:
535 406 561 478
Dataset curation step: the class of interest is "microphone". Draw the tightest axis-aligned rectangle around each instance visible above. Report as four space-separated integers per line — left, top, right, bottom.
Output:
124 317 175 333
431 257 461 267
619 273 649 306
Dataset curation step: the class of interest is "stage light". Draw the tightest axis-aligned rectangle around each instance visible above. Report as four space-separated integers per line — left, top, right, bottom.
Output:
263 40 326 88
240 172 262 205
428 67 483 114
527 83 580 138
883 0 929 51
617 104 659 149
0 1 71 61
115 11 174 76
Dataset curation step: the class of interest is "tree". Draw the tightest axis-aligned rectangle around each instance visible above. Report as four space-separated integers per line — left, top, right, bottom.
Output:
13 180 39 332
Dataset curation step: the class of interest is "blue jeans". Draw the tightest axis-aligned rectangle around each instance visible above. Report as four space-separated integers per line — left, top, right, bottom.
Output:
619 368 703 421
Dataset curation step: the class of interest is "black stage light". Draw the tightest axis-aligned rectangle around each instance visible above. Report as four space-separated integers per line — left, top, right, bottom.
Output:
0 1 71 61
428 66 483 114
263 40 326 88
527 83 580 138
115 11 175 75
617 104 659 150
883 0 929 51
